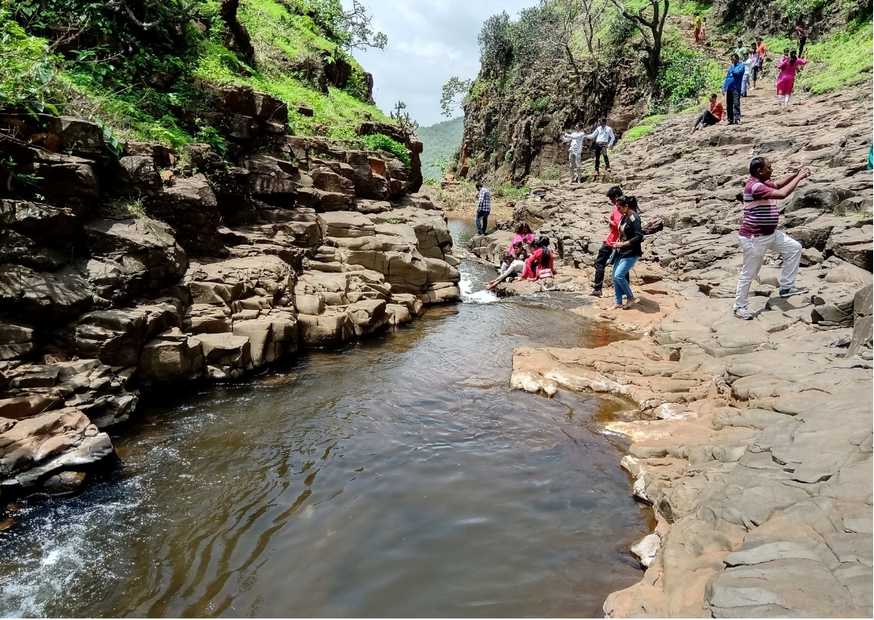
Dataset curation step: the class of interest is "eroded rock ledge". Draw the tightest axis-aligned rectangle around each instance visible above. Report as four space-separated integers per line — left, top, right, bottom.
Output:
0 86 458 505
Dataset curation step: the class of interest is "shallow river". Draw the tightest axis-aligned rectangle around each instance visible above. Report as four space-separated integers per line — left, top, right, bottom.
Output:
0 221 649 617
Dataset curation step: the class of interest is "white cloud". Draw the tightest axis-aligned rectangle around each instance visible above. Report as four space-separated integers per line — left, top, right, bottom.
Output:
342 0 533 126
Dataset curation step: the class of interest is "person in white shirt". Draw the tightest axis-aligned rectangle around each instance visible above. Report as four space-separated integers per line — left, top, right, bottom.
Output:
560 127 587 183
587 117 616 178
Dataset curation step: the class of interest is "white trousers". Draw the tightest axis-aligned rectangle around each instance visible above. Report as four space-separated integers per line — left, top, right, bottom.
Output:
735 230 802 309
568 151 582 177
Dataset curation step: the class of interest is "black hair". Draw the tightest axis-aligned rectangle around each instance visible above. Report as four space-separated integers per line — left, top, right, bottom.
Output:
607 186 624 201
790 50 798 60
537 236 551 248
749 156 767 179
515 222 533 235
731 53 740 63
620 196 640 211
475 182 482 189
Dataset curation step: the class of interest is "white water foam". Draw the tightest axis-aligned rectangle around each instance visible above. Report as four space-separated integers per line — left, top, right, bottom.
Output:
460 271 499 305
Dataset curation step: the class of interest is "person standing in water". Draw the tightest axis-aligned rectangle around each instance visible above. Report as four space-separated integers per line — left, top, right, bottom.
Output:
776 50 807 106
734 157 810 320
560 127 587 183
587 117 616 179
474 182 492 235
589 185 624 297
611 196 644 309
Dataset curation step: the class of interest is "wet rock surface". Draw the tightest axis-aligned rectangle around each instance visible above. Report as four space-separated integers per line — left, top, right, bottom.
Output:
0 91 456 504
482 86 872 616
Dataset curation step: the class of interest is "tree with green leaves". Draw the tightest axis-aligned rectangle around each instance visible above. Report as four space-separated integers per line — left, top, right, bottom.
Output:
440 76 471 118
607 0 670 88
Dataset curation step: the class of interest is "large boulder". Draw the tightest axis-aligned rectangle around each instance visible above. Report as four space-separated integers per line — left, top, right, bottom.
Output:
298 311 354 348
233 313 298 368
0 322 34 360
31 151 100 215
0 407 114 493
73 300 181 367
0 199 80 244
117 155 162 194
83 217 187 303
146 174 223 255
138 330 205 383
185 255 294 307
0 264 93 323
242 154 299 204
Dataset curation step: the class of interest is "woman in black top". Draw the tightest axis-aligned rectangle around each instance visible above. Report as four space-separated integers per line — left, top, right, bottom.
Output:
610 196 643 308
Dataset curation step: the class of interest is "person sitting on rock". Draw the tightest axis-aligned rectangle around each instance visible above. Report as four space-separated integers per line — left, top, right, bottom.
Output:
488 248 529 290
590 185 624 297
560 127 588 183
611 196 644 309
510 223 536 255
586 117 616 179
475 182 491 235
522 237 556 281
692 93 724 132
734 157 811 320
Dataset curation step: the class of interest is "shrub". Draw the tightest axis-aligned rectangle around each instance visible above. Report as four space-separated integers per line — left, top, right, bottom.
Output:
0 10 62 114
656 39 722 112
362 133 410 167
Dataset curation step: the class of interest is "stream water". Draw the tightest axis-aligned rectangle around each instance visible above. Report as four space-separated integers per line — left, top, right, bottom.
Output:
0 220 649 618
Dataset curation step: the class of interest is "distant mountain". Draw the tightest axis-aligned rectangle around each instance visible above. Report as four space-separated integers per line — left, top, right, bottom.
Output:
418 117 464 181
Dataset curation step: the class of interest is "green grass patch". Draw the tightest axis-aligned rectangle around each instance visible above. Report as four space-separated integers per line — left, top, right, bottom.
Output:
622 114 668 142
362 133 410 166
0 9 63 115
763 22 872 95
493 183 530 200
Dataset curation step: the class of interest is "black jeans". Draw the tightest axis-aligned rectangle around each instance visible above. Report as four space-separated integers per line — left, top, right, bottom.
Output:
591 243 614 292
593 144 610 172
694 110 718 130
725 90 741 124
476 211 489 235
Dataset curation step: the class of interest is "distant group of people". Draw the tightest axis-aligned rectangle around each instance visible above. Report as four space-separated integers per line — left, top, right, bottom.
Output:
560 117 617 182
694 21 811 132
485 223 555 289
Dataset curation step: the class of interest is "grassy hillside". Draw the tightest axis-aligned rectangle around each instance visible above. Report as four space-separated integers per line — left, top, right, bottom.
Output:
418 116 464 182
0 0 394 150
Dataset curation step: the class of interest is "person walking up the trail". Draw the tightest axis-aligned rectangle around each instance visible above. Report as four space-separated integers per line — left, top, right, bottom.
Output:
741 49 757 96
723 54 745 124
794 19 809 56
589 185 624 297
693 13 703 44
776 50 807 107
611 196 644 309
560 127 587 183
474 182 491 235
733 157 811 320
753 37 768 87
587 117 616 179
692 93 724 132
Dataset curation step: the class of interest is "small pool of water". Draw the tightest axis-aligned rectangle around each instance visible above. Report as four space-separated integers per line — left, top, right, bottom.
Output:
0 219 649 618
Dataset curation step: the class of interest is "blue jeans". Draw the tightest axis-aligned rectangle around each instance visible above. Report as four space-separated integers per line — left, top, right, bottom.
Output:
613 256 638 305
476 211 489 235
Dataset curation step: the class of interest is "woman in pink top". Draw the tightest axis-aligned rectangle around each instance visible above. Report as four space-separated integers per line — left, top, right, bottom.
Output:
776 50 807 106
509 223 535 257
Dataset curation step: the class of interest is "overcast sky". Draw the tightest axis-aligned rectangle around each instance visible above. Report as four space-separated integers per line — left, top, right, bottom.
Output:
342 0 534 127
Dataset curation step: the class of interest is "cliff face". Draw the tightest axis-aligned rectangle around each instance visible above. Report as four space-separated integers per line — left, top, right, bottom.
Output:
460 60 640 185
0 1 450 505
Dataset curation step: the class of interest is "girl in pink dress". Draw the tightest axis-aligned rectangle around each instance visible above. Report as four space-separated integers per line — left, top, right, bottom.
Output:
776 50 807 106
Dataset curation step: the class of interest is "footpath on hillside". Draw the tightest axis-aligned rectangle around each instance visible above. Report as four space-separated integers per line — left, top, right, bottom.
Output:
470 83 873 616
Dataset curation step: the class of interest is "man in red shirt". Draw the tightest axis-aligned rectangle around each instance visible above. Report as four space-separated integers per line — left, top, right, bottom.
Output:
692 93 724 132
590 186 624 297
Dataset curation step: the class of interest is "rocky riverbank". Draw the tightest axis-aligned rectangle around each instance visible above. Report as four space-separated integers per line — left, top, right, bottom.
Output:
0 85 460 507
471 84 872 616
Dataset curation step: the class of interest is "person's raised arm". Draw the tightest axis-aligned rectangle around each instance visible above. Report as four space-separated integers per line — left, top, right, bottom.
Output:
766 168 811 199
773 167 809 189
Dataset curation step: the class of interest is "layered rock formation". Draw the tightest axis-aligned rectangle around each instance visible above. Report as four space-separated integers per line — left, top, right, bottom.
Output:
0 86 458 504
475 84 872 615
